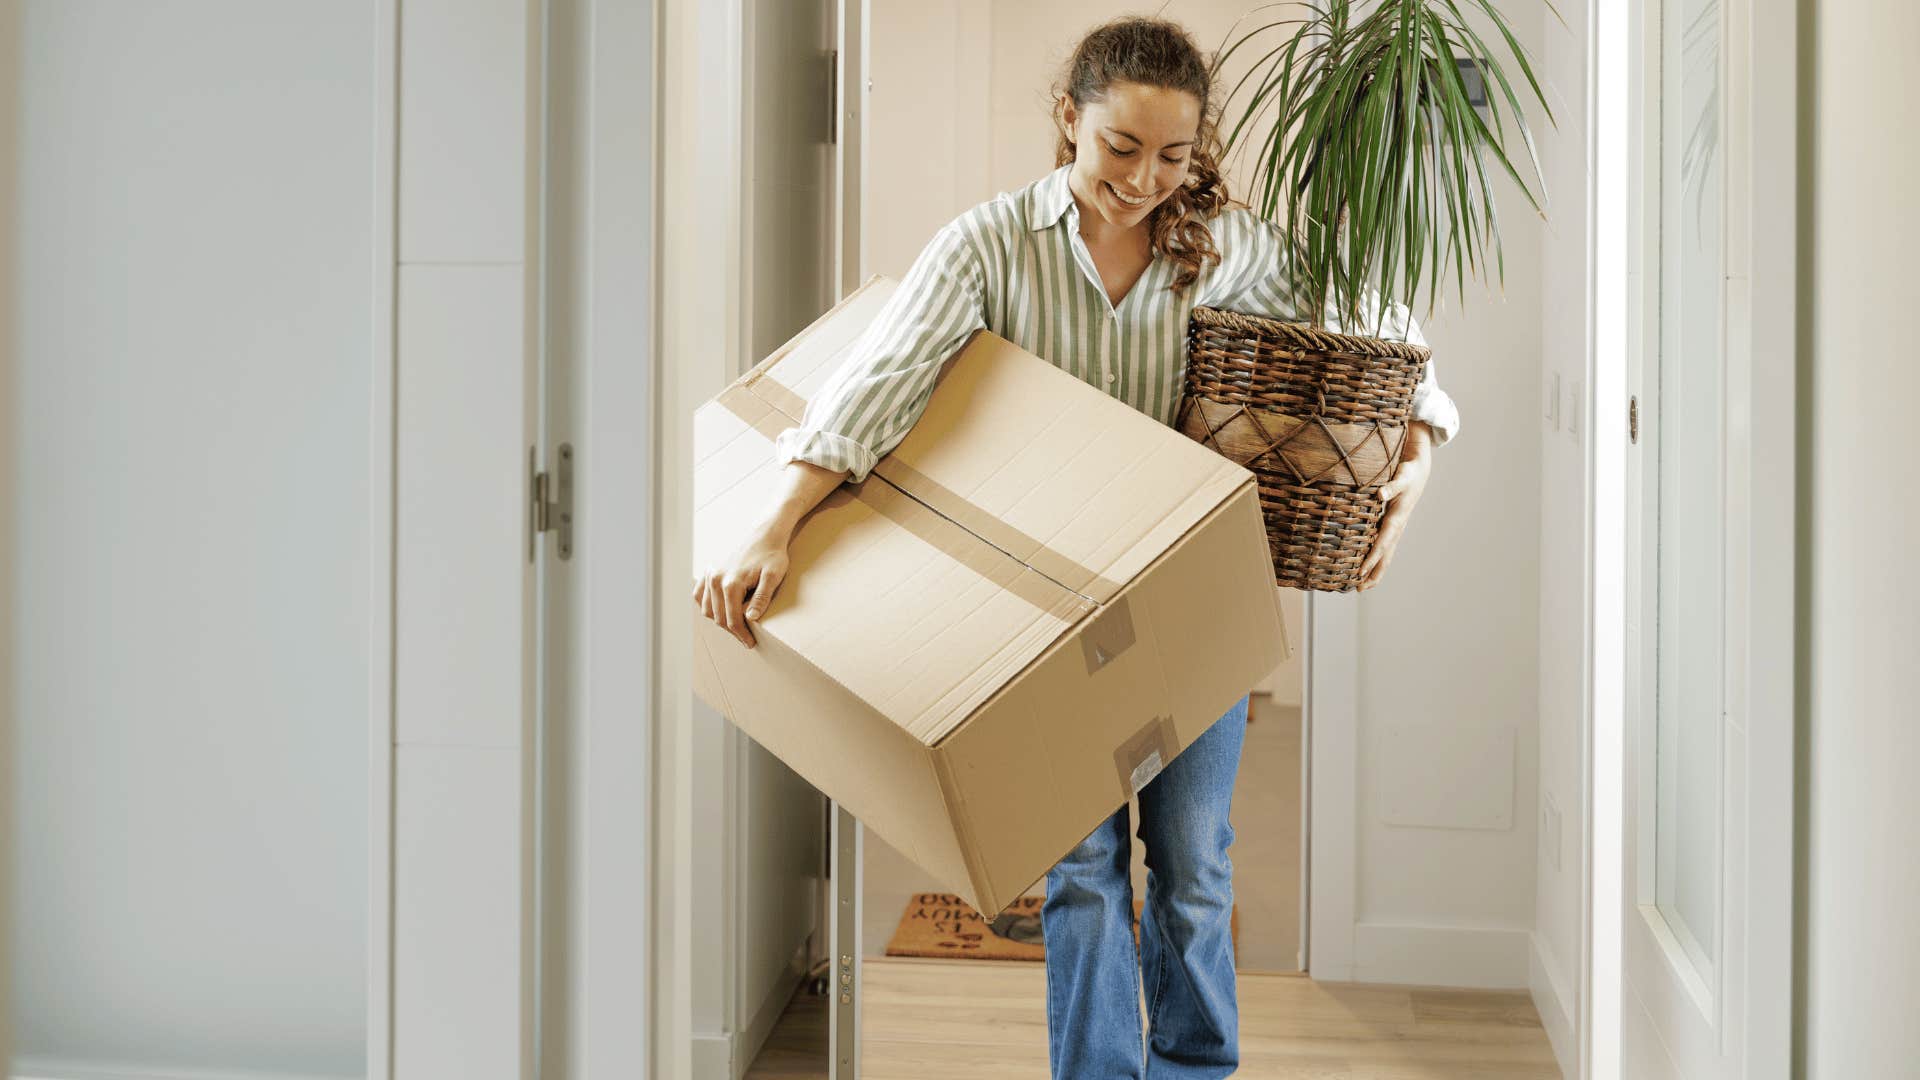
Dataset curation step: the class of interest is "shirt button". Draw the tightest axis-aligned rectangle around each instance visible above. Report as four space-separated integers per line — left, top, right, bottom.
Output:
1105 372 1116 383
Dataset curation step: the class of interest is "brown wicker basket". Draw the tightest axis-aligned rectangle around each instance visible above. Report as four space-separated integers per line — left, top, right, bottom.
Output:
1177 307 1431 593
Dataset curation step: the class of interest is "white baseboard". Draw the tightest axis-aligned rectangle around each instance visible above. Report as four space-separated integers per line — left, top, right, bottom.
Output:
1530 930 1577 1078
689 1033 734 1080
1349 921 1532 989
688 955 807 1080
736 961 805 1079
10 1061 354 1080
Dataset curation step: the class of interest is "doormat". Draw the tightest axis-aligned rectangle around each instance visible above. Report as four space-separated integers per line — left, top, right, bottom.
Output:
884 893 1239 961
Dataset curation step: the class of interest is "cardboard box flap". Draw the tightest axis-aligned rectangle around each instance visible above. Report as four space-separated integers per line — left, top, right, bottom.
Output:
744 276 1254 608
695 393 1096 748
739 279 901 411
871 333 1254 604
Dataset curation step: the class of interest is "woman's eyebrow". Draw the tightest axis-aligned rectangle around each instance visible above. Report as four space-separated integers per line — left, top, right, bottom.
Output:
1102 126 1196 149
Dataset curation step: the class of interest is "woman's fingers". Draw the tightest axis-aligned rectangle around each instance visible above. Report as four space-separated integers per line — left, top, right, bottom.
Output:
722 572 757 648
1361 501 1411 584
1360 450 1432 588
695 564 776 649
745 566 783 621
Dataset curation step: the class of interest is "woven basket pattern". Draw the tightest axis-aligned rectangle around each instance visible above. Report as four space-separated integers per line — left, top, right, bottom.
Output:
1179 306 1431 593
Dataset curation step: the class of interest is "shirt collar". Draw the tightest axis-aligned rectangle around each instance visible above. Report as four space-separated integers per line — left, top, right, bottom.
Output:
1029 163 1077 232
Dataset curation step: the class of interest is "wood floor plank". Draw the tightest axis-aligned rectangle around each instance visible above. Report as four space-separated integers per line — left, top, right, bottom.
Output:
746 958 1562 1080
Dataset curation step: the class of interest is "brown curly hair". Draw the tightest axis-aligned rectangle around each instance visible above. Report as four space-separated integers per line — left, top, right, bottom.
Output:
1053 16 1231 296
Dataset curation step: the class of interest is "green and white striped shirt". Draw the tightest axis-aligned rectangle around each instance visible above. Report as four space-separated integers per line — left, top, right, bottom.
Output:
774 163 1459 484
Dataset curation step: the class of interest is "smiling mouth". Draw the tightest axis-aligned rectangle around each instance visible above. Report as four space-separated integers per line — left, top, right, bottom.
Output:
1106 181 1153 208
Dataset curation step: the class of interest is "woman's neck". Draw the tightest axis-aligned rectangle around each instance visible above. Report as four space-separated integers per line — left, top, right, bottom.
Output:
1078 218 1148 250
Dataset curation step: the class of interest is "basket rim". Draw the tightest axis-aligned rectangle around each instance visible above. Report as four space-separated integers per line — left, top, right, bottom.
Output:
1189 306 1431 362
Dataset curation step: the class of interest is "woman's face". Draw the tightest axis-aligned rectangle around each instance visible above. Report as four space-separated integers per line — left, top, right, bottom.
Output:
1061 81 1201 232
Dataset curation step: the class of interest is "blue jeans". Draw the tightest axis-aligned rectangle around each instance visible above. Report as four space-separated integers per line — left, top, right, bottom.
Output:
1043 694 1248 1079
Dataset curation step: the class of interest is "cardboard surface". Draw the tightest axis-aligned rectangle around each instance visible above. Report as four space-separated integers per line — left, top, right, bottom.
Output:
693 277 1291 915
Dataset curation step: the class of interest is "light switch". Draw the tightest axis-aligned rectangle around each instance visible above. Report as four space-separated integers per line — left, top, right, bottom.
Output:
1543 791 1562 871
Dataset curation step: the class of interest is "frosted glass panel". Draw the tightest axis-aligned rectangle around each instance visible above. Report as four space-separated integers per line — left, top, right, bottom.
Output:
1653 0 1724 976
7 3 372 1075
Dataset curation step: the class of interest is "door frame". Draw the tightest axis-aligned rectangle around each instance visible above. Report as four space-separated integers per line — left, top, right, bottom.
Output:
565 0 665 1076
647 0 742 1076
378 0 664 1076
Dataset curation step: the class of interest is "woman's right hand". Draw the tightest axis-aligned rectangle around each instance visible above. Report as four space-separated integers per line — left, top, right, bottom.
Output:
693 523 792 650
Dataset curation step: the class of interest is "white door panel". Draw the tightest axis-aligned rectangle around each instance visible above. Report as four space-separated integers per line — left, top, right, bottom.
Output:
6 4 377 1075
1622 0 1782 1074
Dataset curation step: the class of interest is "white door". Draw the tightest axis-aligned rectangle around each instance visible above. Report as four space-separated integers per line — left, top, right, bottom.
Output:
5 3 383 1075
1620 0 1792 1074
5 4 637 1078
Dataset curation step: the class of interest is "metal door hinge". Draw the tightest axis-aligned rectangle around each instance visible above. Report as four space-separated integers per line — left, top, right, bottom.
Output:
529 443 574 562
1629 395 1640 444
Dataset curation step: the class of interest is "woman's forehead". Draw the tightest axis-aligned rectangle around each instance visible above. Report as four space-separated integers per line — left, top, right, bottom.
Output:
1084 83 1201 145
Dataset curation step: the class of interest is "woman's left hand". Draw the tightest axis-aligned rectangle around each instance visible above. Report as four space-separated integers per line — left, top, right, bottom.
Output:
1358 420 1434 590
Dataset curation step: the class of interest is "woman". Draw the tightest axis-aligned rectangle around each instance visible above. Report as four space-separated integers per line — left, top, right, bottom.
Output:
694 16 1458 1078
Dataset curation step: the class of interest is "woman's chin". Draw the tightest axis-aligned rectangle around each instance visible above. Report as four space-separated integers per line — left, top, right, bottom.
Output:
1102 185 1155 219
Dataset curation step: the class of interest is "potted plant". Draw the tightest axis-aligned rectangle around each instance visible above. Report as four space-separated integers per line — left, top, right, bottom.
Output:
1176 0 1555 591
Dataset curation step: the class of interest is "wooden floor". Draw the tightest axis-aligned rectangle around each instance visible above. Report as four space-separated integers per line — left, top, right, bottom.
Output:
746 958 1562 1079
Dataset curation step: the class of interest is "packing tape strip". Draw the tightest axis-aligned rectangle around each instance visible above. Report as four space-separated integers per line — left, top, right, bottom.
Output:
1079 596 1137 675
747 375 809 421
1113 713 1179 801
729 372 1121 595
736 374 1126 602
716 384 1093 622
873 457 1126 602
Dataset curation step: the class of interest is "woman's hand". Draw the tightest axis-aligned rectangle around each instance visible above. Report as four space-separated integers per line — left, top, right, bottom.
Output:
693 523 793 649
1358 420 1434 591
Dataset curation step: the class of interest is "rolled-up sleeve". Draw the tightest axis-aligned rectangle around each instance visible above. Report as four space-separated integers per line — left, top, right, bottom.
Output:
771 224 987 484
1204 210 1460 448
1395 315 1460 449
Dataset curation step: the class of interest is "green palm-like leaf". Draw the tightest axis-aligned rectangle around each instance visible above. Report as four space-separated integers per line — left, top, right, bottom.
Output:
1212 0 1556 334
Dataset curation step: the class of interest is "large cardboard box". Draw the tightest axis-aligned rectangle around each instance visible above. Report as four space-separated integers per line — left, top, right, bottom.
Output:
692 278 1291 915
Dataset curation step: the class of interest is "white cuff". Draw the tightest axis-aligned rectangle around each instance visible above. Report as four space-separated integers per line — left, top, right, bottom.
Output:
1411 382 1460 448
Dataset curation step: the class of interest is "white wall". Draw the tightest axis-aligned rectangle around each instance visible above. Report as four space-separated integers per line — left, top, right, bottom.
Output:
868 0 1549 991
1348 1 1546 994
1799 2 1920 1073
1532 0 1591 1059
5 3 372 1077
